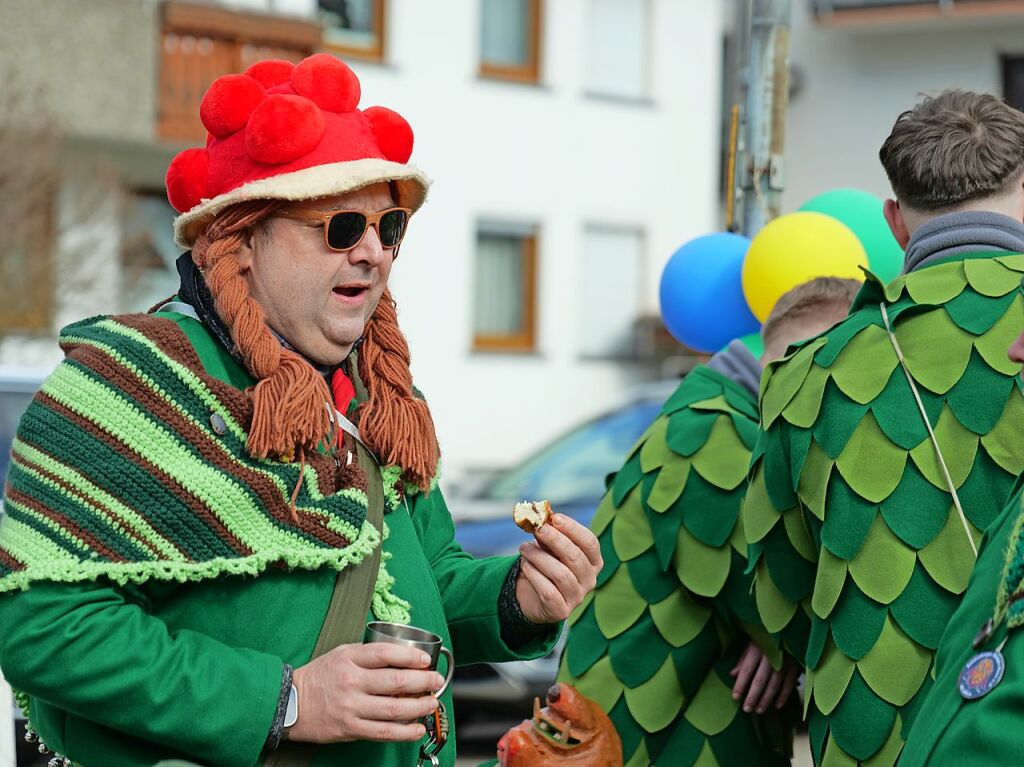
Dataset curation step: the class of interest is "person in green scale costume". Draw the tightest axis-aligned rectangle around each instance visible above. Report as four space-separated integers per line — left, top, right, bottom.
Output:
556 277 861 767
0 54 602 767
742 89 1024 767
900 326 1024 766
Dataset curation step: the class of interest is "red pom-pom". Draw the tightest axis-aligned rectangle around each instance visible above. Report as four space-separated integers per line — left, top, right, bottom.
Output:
245 59 296 89
292 53 360 113
200 74 266 138
165 148 209 213
363 106 414 163
245 95 325 165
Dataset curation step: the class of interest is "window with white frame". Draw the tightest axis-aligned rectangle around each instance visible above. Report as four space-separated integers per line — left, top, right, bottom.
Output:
583 0 651 100
579 225 644 358
473 222 538 352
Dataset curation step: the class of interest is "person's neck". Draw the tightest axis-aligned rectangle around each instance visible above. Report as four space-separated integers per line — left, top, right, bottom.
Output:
902 210 1024 274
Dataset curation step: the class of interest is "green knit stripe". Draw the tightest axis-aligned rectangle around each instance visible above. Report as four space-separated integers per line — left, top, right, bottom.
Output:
0 517 380 594
18 394 241 559
40 364 295 546
46 362 369 551
6 459 152 561
60 326 367 530
0 314 387 592
1 499 91 562
73 318 249 443
11 440 181 559
60 330 316 506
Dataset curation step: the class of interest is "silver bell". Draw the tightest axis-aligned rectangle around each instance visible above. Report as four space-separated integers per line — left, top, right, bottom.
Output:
38 742 50 754
24 729 38 743
48 758 70 767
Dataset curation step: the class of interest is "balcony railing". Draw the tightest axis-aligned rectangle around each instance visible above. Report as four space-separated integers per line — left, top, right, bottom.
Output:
811 0 1024 26
159 1 323 143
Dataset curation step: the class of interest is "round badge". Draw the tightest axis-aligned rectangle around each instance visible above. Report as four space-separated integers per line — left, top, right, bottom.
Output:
959 650 1005 700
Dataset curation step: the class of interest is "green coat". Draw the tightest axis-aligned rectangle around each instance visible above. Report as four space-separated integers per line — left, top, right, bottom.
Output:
742 253 1024 766
558 365 793 767
900 480 1024 766
0 311 558 767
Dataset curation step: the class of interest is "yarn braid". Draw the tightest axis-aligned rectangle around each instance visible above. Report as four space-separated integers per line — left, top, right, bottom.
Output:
358 289 440 493
191 202 440 490
191 201 332 461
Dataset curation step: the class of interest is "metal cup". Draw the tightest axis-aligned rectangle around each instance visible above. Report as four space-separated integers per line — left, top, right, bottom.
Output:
365 621 455 697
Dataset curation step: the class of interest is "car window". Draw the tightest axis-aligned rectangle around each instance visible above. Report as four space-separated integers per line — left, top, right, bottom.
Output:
486 400 661 505
0 390 34 483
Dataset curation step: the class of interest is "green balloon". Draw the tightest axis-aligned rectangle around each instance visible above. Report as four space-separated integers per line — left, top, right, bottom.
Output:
737 332 764 359
799 188 904 283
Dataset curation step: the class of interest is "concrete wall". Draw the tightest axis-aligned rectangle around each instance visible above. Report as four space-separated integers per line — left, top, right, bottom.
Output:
783 2 1024 209
0 0 158 142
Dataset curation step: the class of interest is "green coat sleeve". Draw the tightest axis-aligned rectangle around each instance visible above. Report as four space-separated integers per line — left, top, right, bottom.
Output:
0 580 283 767
410 488 560 665
743 423 817 663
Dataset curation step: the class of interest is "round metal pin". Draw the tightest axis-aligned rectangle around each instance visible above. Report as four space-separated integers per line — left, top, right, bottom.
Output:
959 650 1005 700
209 412 227 435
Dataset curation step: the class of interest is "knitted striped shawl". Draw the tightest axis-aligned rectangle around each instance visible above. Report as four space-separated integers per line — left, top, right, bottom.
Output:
0 314 383 592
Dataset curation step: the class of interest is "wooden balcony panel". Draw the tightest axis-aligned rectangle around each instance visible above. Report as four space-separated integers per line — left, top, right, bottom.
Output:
158 1 322 143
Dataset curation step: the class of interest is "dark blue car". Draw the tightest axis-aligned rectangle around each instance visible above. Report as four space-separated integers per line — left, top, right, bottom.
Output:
447 380 677 721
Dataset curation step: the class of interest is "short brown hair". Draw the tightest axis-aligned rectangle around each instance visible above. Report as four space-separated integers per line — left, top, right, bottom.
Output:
879 90 1024 211
761 277 861 352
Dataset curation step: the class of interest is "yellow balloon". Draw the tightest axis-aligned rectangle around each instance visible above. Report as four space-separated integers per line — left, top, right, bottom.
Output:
742 211 869 322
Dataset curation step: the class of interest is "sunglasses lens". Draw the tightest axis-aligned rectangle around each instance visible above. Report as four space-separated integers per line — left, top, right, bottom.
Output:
378 210 409 248
327 212 367 250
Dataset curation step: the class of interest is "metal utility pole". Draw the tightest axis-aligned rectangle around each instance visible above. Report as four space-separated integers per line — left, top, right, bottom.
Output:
726 0 793 237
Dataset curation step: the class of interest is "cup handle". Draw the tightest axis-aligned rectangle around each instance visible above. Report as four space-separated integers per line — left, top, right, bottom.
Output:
436 647 455 697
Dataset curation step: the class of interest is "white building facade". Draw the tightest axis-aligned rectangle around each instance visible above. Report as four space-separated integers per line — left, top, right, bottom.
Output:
782 0 1024 209
0 0 726 482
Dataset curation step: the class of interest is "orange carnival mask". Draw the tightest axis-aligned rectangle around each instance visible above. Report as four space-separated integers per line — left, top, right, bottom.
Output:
496 683 622 767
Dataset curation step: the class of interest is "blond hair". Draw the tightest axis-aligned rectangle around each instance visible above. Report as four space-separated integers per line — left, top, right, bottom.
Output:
761 277 861 351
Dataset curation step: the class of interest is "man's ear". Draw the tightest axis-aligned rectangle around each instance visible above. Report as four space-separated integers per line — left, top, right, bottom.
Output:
883 199 910 249
235 227 256 271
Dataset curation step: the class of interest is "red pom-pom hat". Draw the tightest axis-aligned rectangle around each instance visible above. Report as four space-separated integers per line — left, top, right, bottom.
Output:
166 53 428 248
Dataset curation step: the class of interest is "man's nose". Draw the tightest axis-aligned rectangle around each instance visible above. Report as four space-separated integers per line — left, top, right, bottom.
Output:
347 224 388 266
1007 330 1024 366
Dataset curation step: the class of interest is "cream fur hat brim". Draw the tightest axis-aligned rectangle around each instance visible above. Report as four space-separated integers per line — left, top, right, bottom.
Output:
173 158 430 248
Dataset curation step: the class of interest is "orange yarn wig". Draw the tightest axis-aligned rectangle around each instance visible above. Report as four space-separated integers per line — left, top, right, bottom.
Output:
190 200 440 493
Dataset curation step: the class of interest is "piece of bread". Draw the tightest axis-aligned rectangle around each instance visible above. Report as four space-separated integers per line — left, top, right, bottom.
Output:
513 500 552 533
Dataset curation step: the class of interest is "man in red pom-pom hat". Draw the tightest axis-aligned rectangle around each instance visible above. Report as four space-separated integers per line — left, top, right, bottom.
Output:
0 54 601 767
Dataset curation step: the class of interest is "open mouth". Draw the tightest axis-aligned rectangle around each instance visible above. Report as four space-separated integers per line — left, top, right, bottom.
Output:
531 697 582 748
333 284 370 299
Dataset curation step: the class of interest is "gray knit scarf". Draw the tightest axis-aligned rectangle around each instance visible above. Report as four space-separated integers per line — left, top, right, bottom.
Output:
903 210 1024 274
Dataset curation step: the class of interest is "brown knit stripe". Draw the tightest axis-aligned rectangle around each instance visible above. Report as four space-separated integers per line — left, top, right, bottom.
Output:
63 345 361 551
0 545 23 571
13 449 172 560
121 313 370 501
5 486 124 562
72 342 353 546
35 391 253 557
118 313 251 424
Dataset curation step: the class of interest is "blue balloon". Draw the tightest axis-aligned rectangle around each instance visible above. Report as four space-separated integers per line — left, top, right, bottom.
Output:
659 233 760 353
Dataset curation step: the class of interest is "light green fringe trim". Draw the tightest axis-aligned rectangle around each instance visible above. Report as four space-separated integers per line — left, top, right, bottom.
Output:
382 459 443 510
371 520 412 624
0 519 381 595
